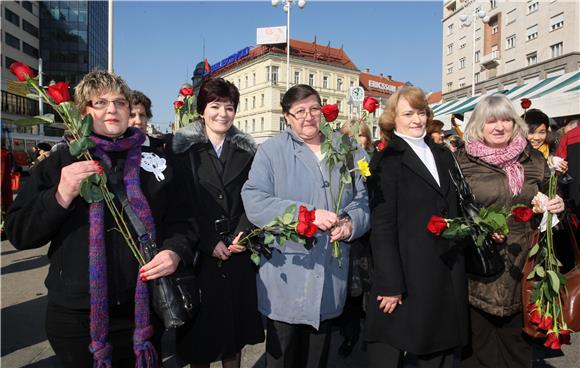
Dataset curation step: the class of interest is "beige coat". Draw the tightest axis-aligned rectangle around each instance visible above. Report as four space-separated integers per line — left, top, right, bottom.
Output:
456 145 549 316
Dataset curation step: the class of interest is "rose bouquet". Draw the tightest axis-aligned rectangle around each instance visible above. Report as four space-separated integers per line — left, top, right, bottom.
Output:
236 204 318 266
9 62 146 264
319 103 372 265
173 86 198 129
525 172 573 349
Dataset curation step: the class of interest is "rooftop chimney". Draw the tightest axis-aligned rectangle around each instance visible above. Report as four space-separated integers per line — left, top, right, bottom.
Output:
363 68 370 73
387 75 392 81
380 73 384 78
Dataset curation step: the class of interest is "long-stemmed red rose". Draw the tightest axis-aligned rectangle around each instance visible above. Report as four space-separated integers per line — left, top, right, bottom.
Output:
363 97 379 113
321 104 339 122
47 82 71 104
10 62 35 81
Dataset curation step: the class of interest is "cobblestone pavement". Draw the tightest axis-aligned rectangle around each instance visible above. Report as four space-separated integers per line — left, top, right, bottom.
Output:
2 240 578 367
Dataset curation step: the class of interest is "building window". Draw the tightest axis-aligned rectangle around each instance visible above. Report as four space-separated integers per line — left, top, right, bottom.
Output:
22 42 38 58
237 78 241 88
261 117 264 132
506 8 517 24
266 66 279 85
22 1 34 13
337 78 343 91
5 8 20 26
322 98 328 106
447 43 453 55
474 50 480 63
490 0 497 9
459 58 466 70
252 72 256 86
336 100 341 111
252 119 255 132
526 52 538 66
527 25 538 41
551 42 563 58
447 82 453 92
506 35 516 49
447 23 454 35
252 96 256 109
308 73 314 86
550 13 564 31
245 121 248 132
323 76 329 89
447 65 453 74
474 72 480 83
294 71 300 84
279 116 286 131
244 98 248 110
459 78 466 87
22 19 39 37
459 36 467 49
491 21 499 34
245 75 248 88
528 0 539 14
261 94 265 107
280 92 284 105
350 80 354 87
5 32 20 50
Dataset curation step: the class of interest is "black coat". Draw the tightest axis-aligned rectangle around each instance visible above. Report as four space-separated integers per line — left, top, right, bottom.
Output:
365 134 468 355
171 121 264 363
5 136 196 309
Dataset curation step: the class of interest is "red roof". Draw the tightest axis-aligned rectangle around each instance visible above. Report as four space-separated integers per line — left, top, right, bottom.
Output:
211 39 358 77
359 72 404 98
427 91 442 104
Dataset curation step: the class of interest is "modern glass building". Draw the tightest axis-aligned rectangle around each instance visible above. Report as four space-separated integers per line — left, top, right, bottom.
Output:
39 0 108 86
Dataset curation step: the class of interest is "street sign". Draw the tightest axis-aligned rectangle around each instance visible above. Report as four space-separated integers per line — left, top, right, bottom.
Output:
349 86 365 104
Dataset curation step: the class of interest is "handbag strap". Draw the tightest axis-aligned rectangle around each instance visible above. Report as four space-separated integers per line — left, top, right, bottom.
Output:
448 153 476 204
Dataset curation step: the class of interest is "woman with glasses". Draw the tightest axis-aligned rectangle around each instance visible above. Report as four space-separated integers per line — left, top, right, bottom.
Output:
6 70 195 367
241 84 370 367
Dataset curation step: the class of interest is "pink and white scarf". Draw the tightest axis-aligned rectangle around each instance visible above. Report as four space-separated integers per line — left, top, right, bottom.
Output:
465 135 527 196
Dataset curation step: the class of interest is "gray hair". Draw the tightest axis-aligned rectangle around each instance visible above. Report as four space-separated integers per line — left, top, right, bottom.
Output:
74 70 131 113
463 94 528 143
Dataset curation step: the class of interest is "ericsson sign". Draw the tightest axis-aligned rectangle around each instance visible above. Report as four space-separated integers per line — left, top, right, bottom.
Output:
210 47 251 74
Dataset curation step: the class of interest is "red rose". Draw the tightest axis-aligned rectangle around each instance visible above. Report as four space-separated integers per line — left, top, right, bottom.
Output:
363 97 380 113
543 315 553 330
521 98 532 109
527 303 537 313
530 310 542 325
321 104 339 122
173 100 184 109
296 221 309 236
427 215 448 236
544 332 558 348
305 223 318 238
299 206 310 223
180 87 193 96
559 329 571 345
9 62 35 81
376 140 386 152
47 82 70 104
512 206 533 222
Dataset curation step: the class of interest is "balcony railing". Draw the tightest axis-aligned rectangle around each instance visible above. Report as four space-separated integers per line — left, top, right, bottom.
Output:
481 51 501 68
2 90 63 122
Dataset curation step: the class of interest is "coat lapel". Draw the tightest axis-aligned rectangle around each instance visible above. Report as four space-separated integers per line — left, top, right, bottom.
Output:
429 141 451 197
222 143 252 188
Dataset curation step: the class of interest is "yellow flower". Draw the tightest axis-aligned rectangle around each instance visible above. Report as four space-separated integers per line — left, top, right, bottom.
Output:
357 159 371 177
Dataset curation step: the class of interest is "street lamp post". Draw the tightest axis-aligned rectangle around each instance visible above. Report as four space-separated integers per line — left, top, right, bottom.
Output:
272 0 306 91
460 7 489 96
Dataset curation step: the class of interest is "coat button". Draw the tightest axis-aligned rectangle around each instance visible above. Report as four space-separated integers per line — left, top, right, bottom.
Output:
217 193 224 200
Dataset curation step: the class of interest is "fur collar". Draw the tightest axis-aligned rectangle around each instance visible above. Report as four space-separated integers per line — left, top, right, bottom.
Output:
172 120 257 155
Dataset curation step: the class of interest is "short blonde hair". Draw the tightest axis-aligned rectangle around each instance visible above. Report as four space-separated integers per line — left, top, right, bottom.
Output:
378 86 432 139
463 94 528 143
74 70 131 113
340 120 373 151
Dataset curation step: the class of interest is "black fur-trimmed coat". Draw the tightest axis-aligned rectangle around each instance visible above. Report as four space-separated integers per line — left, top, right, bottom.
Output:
171 121 264 363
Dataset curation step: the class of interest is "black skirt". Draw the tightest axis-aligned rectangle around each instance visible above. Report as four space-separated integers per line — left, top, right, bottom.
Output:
176 250 264 363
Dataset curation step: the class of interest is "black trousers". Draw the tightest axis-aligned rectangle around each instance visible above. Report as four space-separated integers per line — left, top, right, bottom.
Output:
265 318 332 368
462 306 532 368
46 301 162 368
368 341 459 368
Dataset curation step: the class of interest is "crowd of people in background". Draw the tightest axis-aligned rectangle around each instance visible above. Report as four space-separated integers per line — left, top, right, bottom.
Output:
2 68 580 368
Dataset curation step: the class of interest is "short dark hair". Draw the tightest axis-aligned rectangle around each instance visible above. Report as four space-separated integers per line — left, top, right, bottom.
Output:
522 108 549 132
36 142 52 151
281 84 321 114
130 90 153 118
196 78 240 115
426 119 444 135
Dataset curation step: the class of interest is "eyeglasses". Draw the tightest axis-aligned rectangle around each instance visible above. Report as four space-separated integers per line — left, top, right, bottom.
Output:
88 99 129 110
287 106 322 121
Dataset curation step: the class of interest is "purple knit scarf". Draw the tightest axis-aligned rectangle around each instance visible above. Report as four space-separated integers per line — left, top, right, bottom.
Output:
465 135 527 196
88 128 158 368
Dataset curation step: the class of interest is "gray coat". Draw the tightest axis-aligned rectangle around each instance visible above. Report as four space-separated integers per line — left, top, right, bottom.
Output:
241 128 370 328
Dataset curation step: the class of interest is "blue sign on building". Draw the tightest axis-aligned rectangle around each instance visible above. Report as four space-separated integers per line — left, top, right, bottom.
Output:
210 47 251 74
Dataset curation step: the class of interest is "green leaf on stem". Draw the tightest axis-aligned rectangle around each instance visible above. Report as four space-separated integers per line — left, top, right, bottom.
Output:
534 265 546 278
250 252 260 266
527 268 536 280
79 114 93 137
547 270 560 293
79 173 104 203
69 137 95 157
26 93 40 100
263 232 275 245
14 113 55 127
529 243 540 257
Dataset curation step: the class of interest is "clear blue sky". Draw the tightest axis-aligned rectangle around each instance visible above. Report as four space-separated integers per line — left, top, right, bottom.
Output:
114 1 443 131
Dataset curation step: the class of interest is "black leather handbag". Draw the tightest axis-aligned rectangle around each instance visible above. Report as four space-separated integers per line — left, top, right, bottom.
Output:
107 168 200 329
450 156 505 277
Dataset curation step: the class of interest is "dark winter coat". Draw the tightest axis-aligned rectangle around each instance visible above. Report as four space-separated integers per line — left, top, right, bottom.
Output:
456 144 549 316
365 134 468 355
171 121 264 363
5 136 196 309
